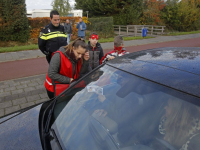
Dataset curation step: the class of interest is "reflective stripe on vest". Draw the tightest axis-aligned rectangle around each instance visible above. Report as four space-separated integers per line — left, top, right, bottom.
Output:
45 79 52 85
40 31 67 40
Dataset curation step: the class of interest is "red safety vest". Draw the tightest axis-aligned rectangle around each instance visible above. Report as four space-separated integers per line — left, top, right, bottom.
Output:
45 51 82 96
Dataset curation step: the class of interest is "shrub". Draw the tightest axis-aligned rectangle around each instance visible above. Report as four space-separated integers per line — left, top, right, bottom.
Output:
87 17 114 38
28 16 90 39
0 0 29 42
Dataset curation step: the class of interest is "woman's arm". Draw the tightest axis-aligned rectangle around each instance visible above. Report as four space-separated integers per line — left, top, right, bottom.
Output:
79 60 91 78
79 51 91 78
48 53 71 83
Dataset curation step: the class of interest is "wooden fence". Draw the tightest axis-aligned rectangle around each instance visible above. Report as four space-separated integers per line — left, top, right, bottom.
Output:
113 25 166 37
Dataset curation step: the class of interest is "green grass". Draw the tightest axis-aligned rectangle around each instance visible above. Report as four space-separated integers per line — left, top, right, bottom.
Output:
85 36 153 44
1 30 200 53
123 36 153 41
2 30 199 53
0 44 38 53
0 36 153 53
167 30 200 36
99 36 153 43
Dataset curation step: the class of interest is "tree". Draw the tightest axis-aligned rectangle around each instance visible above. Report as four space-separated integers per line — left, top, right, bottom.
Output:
75 0 143 25
177 0 200 31
74 0 88 11
161 0 180 30
51 0 71 17
161 0 200 31
140 0 166 25
112 0 142 25
0 0 29 42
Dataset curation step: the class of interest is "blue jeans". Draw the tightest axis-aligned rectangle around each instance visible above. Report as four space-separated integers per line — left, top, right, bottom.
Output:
67 34 71 44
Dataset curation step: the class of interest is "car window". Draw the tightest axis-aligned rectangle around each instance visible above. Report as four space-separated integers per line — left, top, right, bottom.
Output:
49 65 200 150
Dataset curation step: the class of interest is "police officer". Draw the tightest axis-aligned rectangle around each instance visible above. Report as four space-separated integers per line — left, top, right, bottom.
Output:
38 10 67 64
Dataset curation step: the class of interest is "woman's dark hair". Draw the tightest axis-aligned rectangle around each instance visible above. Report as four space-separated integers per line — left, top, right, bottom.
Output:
63 38 87 53
50 10 59 19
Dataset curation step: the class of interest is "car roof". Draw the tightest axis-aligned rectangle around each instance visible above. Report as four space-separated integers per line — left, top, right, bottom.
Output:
107 47 200 98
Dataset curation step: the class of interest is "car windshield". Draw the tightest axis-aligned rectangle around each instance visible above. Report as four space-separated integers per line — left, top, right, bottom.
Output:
49 65 200 150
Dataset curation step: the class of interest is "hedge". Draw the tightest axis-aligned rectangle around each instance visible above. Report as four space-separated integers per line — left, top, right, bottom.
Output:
28 16 90 39
0 0 29 42
87 17 114 38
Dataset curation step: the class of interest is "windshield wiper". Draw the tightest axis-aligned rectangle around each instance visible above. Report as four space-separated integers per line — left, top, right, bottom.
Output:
50 128 63 150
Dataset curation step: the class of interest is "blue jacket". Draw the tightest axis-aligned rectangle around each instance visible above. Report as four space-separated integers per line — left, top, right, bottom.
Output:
76 21 86 37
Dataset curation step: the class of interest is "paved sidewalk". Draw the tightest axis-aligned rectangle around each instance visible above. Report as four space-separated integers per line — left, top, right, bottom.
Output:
0 74 47 117
0 33 200 118
1 33 200 63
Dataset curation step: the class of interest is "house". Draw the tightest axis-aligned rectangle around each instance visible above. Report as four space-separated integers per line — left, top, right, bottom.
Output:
27 9 83 18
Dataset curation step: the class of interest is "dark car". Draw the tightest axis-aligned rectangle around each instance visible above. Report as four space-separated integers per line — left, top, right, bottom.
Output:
0 47 200 150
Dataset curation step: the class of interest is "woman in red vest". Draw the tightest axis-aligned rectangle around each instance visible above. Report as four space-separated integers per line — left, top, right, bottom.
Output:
45 38 90 99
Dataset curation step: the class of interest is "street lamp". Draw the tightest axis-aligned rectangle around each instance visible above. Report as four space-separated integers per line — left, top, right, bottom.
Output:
86 11 89 18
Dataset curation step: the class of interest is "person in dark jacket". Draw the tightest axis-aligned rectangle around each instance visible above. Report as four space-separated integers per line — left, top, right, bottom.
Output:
86 32 104 70
64 19 73 44
76 17 86 40
45 38 90 99
38 10 67 64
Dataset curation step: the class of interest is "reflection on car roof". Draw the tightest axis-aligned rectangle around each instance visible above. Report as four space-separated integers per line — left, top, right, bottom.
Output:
107 47 200 98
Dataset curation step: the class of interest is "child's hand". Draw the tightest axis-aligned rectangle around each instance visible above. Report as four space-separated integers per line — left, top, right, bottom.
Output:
83 51 89 61
108 56 115 60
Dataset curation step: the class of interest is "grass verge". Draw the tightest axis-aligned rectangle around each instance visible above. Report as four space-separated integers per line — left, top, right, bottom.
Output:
0 36 153 53
167 30 200 36
94 36 153 43
0 45 38 53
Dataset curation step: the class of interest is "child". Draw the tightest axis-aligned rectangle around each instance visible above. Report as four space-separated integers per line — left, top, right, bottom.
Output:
100 35 129 64
87 32 104 70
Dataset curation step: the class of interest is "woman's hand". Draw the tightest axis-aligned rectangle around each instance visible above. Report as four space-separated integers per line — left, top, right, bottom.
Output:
70 78 74 83
83 51 89 61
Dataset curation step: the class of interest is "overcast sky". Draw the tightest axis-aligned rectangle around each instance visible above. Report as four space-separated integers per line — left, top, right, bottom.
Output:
25 0 75 11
